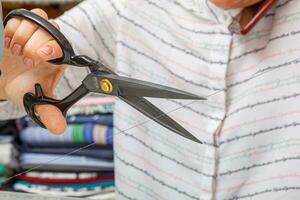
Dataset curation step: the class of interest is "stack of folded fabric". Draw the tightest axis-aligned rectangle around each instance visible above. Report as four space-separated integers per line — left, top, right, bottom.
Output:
0 120 19 189
14 96 115 199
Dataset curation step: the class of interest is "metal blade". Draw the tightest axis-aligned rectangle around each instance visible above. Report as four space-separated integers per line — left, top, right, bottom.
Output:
119 95 202 143
83 73 205 100
85 73 205 100
115 75 205 100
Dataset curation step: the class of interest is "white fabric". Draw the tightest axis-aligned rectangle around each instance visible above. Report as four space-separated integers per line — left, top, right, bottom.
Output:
3 0 300 199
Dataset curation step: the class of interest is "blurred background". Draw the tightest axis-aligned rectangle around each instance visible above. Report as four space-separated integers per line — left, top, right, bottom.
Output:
2 0 80 18
0 1 116 200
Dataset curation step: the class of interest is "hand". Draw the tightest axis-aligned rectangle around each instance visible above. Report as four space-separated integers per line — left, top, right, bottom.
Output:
0 8 67 134
211 0 262 9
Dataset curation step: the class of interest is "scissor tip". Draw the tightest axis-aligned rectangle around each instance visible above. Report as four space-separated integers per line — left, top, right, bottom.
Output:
190 136 203 144
189 94 206 100
182 132 202 144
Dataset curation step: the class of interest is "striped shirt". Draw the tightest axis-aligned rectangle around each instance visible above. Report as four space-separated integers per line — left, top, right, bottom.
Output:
1 0 300 199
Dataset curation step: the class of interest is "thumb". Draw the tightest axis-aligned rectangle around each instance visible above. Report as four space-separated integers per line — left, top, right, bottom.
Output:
36 104 67 135
36 40 63 62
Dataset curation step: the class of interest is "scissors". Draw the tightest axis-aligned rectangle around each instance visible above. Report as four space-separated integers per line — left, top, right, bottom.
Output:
4 9 205 143
229 0 276 35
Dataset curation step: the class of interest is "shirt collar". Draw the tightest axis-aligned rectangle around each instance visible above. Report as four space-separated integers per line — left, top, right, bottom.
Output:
174 0 242 26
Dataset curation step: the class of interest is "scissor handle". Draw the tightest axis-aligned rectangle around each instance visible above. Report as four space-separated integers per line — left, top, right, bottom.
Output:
24 83 89 128
3 9 75 65
3 9 101 128
241 0 276 35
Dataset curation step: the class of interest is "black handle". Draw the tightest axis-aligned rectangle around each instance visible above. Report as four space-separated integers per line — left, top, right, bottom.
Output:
24 84 89 128
3 9 98 128
3 9 75 65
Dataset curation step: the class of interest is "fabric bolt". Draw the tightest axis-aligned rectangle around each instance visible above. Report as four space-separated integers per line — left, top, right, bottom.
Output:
0 0 299 199
0 142 18 167
73 96 116 106
20 153 114 171
0 164 6 177
67 104 114 116
22 146 113 160
13 180 115 197
25 171 114 179
0 177 4 186
0 120 18 135
14 180 114 191
20 114 113 127
0 139 17 167
18 175 114 184
20 124 113 147
68 114 113 126
0 135 14 143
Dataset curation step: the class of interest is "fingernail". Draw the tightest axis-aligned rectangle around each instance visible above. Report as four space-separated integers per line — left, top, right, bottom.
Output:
4 37 11 48
11 43 22 56
23 57 34 67
38 45 53 56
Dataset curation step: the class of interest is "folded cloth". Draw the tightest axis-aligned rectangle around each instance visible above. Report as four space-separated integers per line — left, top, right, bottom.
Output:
0 143 13 164
14 180 114 197
21 114 113 127
25 171 114 179
67 115 113 126
67 104 114 116
0 143 19 167
22 146 113 160
20 124 113 147
73 96 115 106
0 164 6 177
15 180 114 189
0 135 14 143
20 153 114 171
0 120 18 135
18 175 114 184
0 177 4 187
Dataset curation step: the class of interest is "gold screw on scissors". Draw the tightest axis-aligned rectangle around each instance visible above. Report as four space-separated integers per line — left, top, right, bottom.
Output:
100 79 113 93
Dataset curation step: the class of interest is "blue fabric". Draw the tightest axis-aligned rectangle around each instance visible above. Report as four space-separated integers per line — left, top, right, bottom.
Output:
21 146 113 160
67 115 113 126
106 127 113 145
15 180 115 189
20 114 113 128
84 123 94 144
20 153 114 171
20 125 113 147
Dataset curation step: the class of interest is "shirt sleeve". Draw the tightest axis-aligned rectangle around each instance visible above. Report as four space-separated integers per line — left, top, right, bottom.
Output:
0 0 120 120
54 0 119 98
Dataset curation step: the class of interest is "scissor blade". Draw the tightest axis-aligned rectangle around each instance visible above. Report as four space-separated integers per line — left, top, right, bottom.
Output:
91 73 204 100
115 75 205 100
119 95 202 143
82 73 205 100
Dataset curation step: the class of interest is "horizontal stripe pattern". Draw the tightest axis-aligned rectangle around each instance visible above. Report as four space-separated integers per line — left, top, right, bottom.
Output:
0 0 294 199
54 0 300 199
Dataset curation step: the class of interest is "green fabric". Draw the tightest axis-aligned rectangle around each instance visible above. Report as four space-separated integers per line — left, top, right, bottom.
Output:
72 124 84 144
15 180 114 189
0 164 6 176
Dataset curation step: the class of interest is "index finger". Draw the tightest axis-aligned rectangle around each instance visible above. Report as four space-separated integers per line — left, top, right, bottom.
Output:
4 17 21 47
